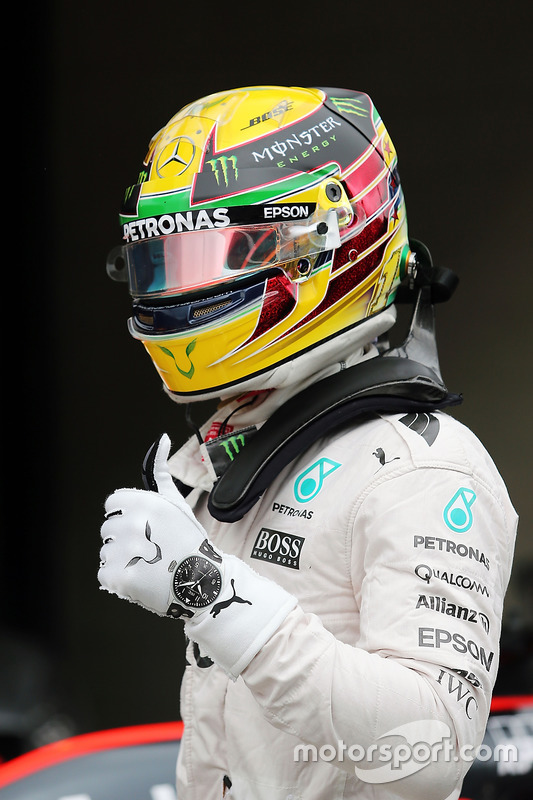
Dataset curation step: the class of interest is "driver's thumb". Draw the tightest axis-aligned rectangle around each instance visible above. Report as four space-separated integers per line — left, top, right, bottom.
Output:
142 433 182 502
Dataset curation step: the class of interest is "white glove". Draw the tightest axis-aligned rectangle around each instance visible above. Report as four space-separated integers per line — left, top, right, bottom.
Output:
98 434 297 679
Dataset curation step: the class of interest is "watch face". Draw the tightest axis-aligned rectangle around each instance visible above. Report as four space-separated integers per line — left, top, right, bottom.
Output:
173 556 222 608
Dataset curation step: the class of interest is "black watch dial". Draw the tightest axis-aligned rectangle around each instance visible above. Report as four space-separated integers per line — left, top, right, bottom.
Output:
173 556 222 608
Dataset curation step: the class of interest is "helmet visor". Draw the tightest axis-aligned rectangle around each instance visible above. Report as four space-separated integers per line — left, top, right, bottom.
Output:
122 208 340 298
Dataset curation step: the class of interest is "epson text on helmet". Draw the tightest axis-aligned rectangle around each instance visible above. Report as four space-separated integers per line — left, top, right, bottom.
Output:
263 205 311 219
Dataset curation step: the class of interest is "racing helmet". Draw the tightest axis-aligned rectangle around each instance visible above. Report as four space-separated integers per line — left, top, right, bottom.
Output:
109 85 411 398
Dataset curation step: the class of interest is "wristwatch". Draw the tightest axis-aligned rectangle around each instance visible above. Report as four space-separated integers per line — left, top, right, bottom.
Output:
173 555 222 609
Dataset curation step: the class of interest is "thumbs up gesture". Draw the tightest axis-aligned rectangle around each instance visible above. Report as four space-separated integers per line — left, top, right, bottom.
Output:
99 434 297 679
98 434 212 616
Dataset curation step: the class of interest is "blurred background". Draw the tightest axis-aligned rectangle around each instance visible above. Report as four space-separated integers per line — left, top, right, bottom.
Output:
4 0 532 757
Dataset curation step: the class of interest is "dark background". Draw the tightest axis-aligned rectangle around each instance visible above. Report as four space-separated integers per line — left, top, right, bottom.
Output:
4 0 532 747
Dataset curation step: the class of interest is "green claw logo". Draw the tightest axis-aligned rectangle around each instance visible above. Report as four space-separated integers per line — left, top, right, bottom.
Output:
221 434 246 461
330 97 369 118
206 155 238 186
159 339 197 380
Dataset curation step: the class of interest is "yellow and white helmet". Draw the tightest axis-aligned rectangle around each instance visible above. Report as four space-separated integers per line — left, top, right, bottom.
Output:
109 85 410 398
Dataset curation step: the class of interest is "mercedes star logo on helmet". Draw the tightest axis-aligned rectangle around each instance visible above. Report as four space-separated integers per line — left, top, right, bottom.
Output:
156 136 196 178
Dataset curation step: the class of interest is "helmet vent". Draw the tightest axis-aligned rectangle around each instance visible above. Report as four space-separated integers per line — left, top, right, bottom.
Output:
192 299 232 318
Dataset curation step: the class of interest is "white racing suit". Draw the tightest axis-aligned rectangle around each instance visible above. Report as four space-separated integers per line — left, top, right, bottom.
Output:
166 345 517 800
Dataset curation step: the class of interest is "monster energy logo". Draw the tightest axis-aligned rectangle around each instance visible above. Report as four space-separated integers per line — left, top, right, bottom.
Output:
330 97 369 117
123 169 148 206
221 434 245 461
206 156 238 186
205 425 257 478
